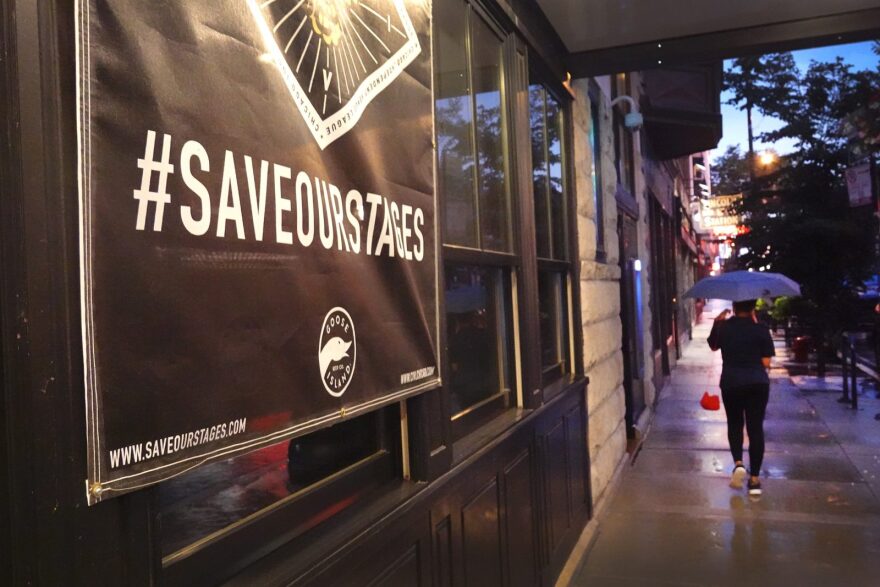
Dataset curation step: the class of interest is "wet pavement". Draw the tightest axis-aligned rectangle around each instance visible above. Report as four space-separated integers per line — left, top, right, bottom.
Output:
568 303 880 586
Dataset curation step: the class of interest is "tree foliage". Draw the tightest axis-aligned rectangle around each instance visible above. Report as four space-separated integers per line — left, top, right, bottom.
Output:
723 51 880 369
711 145 750 195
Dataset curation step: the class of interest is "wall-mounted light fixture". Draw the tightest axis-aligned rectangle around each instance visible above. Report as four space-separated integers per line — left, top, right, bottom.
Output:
562 72 576 99
609 94 643 132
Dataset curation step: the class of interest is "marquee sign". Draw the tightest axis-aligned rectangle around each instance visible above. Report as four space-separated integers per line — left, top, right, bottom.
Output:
699 193 742 237
76 0 437 503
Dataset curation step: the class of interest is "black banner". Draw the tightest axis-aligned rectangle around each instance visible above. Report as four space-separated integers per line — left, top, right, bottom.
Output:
77 0 437 503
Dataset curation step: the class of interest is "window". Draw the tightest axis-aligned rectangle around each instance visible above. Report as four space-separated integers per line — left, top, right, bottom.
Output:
589 87 605 260
436 0 516 438
613 73 635 196
529 80 572 382
158 408 397 562
436 0 511 253
445 265 514 421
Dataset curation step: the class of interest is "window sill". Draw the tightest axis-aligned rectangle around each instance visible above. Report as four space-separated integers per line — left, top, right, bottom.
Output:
542 373 585 403
451 376 587 468
165 469 430 586
212 377 588 585
452 407 532 467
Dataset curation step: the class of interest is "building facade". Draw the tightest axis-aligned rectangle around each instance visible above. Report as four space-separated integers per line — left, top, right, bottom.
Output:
1 1 720 584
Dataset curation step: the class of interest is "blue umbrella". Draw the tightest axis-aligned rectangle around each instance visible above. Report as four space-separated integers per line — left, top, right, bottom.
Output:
683 271 801 301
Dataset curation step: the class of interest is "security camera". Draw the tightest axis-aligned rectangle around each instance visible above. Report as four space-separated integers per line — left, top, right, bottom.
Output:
610 95 643 133
624 111 643 131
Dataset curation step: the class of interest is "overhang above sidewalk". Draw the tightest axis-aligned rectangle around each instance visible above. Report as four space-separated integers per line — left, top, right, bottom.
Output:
535 0 880 75
641 64 724 159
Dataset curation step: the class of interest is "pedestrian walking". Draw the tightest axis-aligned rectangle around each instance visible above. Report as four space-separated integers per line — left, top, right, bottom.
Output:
707 299 776 496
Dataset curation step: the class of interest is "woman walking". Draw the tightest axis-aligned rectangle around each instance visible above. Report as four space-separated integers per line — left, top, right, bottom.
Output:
707 299 776 495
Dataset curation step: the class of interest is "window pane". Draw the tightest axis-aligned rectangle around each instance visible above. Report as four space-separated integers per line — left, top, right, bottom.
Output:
471 17 510 252
158 411 385 556
445 264 513 416
435 0 477 247
530 84 551 259
546 94 566 260
539 270 567 371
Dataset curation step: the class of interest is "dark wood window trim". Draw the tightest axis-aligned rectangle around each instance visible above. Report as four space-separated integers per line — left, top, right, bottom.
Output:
528 69 576 390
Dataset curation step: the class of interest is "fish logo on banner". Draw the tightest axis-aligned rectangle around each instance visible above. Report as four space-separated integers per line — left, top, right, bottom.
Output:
248 0 422 149
319 307 357 396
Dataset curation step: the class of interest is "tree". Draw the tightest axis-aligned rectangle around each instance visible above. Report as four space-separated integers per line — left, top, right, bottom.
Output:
724 53 800 177
731 55 880 375
711 145 750 195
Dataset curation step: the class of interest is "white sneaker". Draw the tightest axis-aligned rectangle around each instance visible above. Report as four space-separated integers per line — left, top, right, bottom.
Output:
748 478 762 496
730 465 747 489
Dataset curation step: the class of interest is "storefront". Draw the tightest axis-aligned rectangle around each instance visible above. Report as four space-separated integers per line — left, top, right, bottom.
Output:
2 1 590 584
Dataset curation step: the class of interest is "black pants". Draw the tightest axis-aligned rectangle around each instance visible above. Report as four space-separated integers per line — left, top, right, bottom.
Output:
721 384 770 476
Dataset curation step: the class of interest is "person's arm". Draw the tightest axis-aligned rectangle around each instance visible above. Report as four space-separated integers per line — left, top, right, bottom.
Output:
761 326 776 369
707 309 729 351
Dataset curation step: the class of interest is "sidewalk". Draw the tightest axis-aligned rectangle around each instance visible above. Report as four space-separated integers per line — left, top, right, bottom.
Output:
567 304 880 586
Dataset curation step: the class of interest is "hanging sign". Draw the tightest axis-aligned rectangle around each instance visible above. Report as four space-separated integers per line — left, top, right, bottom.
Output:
76 0 437 503
845 162 873 208
700 193 742 237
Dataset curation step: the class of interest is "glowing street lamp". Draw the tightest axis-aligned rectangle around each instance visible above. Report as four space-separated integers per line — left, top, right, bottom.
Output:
758 150 777 167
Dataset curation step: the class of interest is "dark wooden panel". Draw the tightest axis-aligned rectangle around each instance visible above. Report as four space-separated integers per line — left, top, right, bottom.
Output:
503 449 537 587
368 544 421 587
433 515 453 587
543 419 570 552
461 478 503 587
565 406 587 512
205 381 587 586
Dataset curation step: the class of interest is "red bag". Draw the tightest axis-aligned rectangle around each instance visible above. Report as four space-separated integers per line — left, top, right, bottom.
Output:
700 391 721 411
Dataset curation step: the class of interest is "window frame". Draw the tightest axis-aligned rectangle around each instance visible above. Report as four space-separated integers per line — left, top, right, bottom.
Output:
160 404 402 584
435 0 522 445
526 66 576 389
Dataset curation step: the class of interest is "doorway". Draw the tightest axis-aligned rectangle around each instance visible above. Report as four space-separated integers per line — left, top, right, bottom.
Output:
618 212 645 437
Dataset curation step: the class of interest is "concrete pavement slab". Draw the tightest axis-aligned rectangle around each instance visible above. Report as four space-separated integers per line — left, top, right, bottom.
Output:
632 448 864 483
605 472 880 519
574 511 880 587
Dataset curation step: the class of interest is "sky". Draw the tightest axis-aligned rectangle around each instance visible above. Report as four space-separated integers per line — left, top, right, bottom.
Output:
713 41 879 163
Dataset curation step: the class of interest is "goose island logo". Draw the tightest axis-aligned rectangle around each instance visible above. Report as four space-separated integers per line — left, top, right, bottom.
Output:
248 0 422 149
318 307 357 396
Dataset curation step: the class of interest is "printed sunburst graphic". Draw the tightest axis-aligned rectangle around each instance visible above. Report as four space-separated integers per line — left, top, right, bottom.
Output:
248 0 422 149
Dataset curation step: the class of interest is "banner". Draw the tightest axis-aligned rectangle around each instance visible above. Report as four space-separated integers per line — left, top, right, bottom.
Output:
76 0 437 503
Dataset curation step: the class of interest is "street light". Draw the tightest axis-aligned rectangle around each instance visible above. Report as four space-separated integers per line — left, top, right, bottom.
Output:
758 150 777 167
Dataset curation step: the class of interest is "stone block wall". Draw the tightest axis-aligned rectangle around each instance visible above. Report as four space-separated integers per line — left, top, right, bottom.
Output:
570 74 660 507
570 78 627 505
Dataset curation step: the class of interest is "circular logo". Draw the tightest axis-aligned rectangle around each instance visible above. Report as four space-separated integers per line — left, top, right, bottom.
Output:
318 307 356 397
249 0 422 148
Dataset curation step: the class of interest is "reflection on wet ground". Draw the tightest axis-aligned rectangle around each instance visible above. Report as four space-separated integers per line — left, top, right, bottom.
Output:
570 302 880 586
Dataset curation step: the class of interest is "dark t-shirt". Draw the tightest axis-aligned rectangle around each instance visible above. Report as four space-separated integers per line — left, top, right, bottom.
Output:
707 316 775 390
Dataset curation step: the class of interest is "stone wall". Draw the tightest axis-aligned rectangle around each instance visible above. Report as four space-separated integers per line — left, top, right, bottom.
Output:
571 74 659 506
570 78 626 504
